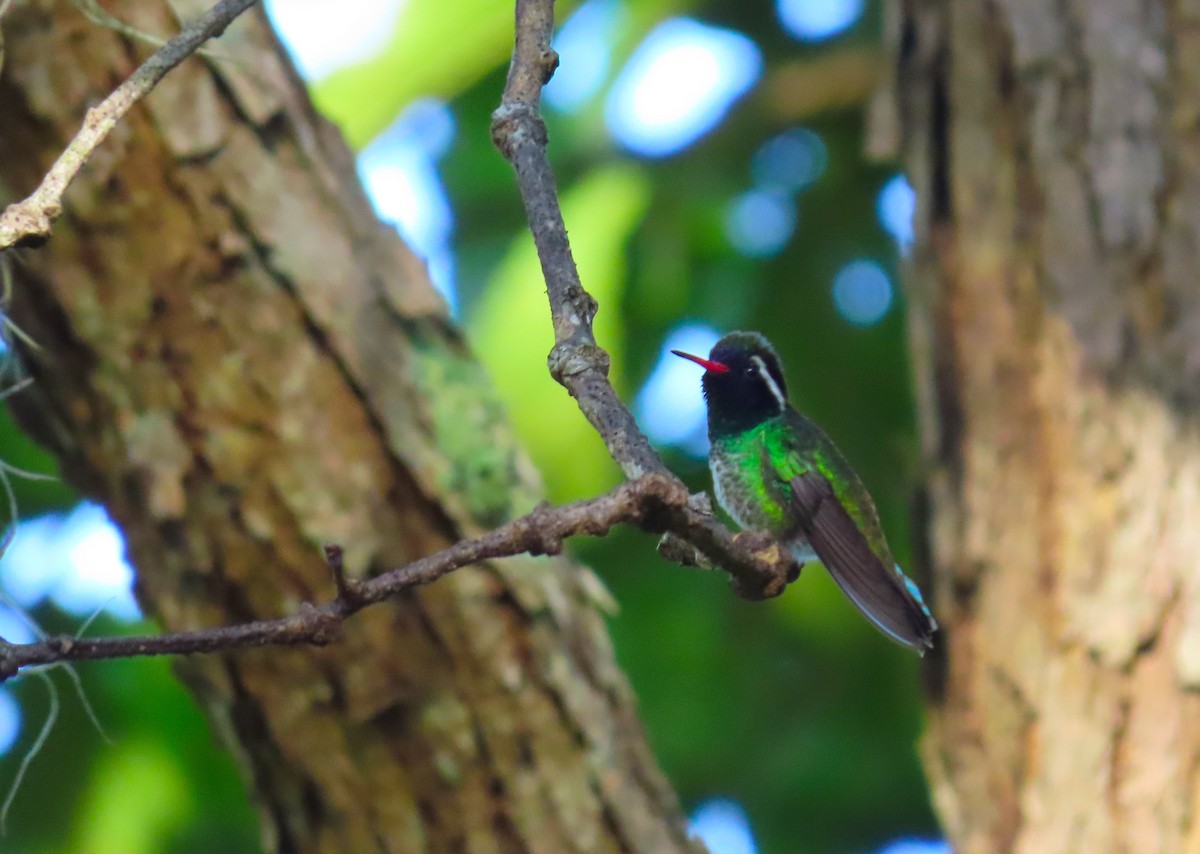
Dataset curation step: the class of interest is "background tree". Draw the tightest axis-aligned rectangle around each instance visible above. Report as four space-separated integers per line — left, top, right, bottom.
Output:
891 1 1200 850
0 2 942 853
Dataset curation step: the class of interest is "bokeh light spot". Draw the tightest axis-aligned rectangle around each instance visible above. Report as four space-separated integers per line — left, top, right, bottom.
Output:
878 173 917 255
777 0 865 42
689 798 758 854
0 502 140 621
0 604 34 644
265 0 405 80
635 323 723 457
752 128 828 191
56 504 140 621
875 839 952 854
606 19 762 157
545 0 623 111
359 99 458 311
0 514 68 608
725 189 796 257
832 259 894 326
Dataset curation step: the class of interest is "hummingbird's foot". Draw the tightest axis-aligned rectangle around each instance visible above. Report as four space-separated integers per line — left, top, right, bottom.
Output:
656 531 715 569
727 531 803 600
654 493 720 569
730 530 778 552
686 491 716 516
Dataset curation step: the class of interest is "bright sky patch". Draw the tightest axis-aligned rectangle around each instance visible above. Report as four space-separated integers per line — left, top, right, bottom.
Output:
545 0 624 111
1 502 139 622
877 173 917 255
606 19 762 157
265 0 406 80
777 0 864 42
689 798 759 854
635 322 723 457
358 99 459 311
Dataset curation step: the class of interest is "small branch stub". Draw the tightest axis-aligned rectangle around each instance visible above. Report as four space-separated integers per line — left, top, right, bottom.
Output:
538 48 559 84
324 544 365 607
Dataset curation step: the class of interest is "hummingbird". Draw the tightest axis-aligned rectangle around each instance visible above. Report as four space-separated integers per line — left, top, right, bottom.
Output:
673 331 937 653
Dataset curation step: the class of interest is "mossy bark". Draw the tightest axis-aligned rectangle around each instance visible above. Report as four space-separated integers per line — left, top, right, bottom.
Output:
890 0 1200 850
0 2 698 851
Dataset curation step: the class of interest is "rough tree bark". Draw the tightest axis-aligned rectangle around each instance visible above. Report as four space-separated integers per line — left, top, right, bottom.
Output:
0 2 697 851
889 0 1200 850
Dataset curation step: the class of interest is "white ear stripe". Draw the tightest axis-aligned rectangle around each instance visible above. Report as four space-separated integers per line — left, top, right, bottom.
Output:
751 355 786 410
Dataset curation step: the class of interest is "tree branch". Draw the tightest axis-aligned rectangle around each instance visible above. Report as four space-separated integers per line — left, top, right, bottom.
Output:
0 0 801 681
0 0 260 251
0 474 794 681
491 0 662 481
491 0 800 595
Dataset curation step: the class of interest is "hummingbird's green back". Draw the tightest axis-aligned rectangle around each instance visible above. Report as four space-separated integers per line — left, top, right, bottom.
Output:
764 410 894 566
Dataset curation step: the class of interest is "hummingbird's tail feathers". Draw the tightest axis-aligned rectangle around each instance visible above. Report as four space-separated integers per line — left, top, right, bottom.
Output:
789 473 937 654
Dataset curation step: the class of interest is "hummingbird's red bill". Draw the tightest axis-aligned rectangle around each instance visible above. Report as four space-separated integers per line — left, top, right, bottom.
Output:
671 350 730 373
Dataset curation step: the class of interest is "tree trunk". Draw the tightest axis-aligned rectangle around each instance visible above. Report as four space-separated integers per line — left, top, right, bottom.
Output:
892 0 1200 850
0 3 696 851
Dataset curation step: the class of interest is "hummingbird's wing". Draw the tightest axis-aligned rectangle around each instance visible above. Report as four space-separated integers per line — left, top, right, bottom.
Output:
788 470 937 654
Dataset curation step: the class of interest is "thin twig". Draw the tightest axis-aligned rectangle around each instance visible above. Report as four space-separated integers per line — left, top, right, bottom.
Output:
323 543 366 609
0 670 58 834
0 472 794 680
0 0 260 251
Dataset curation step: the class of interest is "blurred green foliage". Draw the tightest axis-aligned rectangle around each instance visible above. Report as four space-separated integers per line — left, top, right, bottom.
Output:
0 1 939 852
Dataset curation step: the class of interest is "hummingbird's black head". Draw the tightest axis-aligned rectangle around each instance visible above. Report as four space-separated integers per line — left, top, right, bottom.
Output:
673 331 789 436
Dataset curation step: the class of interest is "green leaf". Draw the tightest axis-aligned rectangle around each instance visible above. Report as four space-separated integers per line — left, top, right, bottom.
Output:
314 0 575 149
73 739 189 854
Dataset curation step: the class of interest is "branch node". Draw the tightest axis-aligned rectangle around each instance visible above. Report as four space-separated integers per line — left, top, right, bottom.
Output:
0 206 53 249
0 642 16 684
48 635 75 655
623 474 691 535
296 602 342 646
640 474 691 509
523 507 565 556
547 341 609 384
489 103 546 159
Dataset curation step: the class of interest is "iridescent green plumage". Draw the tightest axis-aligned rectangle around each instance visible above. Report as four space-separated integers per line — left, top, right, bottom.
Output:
674 331 937 653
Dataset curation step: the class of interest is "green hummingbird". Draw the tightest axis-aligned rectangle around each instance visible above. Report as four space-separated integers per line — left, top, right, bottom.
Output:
673 331 937 653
